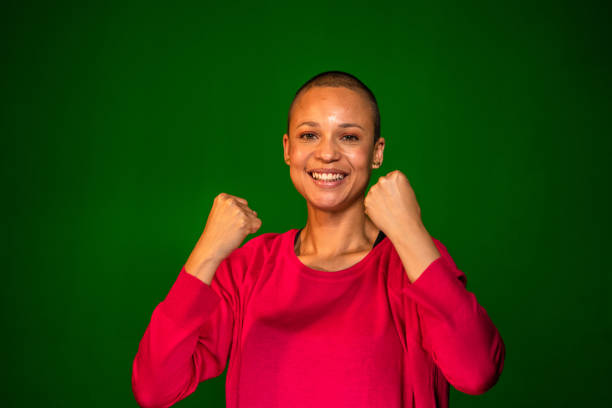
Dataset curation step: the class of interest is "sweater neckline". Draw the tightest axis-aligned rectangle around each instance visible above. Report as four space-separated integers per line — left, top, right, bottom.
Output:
288 228 388 280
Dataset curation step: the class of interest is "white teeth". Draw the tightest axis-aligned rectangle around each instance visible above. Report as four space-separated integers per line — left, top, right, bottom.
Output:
311 172 345 181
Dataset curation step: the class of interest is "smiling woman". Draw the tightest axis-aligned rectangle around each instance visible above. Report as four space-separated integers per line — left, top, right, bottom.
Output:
131 71 506 408
281 81 386 265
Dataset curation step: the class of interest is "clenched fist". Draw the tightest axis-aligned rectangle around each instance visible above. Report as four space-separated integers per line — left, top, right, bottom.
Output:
185 193 262 283
364 170 423 238
363 170 441 282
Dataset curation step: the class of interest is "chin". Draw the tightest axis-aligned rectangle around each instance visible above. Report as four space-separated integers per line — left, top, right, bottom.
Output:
305 193 355 213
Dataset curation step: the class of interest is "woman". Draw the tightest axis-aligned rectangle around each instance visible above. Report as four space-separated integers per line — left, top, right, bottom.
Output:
131 71 505 408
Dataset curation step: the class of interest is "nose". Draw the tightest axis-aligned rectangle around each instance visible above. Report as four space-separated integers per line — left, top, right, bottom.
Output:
315 134 341 161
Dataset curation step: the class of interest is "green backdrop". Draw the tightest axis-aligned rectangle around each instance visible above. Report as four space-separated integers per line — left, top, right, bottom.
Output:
3 0 610 407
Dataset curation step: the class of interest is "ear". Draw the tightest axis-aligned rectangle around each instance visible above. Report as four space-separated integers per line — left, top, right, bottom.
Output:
372 137 385 168
283 133 291 165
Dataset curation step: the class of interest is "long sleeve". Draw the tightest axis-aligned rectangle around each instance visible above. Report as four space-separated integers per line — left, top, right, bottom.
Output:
131 260 236 408
401 238 506 395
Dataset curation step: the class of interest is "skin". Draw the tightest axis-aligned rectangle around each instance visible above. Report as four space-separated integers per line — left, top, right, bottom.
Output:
364 170 442 282
283 85 441 280
186 84 441 284
282 86 385 270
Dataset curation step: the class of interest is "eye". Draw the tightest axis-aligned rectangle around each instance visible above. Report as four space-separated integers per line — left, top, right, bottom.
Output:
342 134 359 141
299 132 317 140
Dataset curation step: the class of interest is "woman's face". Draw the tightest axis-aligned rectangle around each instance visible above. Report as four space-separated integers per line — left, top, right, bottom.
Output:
283 86 385 212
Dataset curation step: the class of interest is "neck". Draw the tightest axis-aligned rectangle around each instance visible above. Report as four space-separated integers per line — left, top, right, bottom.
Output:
296 197 380 257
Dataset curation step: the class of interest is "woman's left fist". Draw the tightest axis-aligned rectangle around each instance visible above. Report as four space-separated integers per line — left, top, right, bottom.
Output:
364 170 423 236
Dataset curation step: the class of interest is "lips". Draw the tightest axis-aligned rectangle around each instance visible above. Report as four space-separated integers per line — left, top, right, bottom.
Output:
307 170 348 187
306 168 349 176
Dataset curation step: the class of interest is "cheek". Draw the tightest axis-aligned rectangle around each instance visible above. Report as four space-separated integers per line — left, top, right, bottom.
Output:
345 148 372 169
289 145 310 163
288 150 309 181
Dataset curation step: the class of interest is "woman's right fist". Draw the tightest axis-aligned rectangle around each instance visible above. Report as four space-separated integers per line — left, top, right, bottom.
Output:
200 193 262 259
185 193 262 281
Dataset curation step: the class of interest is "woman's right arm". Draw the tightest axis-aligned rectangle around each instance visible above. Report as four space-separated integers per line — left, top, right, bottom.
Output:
131 260 234 408
131 193 261 408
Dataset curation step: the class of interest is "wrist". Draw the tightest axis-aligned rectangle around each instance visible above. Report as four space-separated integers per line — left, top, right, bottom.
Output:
385 218 427 243
184 251 223 285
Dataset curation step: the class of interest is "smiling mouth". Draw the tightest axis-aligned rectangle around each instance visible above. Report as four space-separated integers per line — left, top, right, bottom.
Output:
307 171 349 184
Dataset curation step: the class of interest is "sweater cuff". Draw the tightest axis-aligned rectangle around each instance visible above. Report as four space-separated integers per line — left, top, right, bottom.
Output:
401 255 470 322
158 266 222 325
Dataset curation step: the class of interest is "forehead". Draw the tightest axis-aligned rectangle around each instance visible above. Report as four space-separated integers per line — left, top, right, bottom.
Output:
294 86 369 111
291 86 373 128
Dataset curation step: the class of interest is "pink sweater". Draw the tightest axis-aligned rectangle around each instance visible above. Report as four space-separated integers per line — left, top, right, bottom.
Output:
132 229 505 407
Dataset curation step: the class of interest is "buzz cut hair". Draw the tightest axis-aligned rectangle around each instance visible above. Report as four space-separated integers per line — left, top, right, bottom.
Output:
287 71 381 145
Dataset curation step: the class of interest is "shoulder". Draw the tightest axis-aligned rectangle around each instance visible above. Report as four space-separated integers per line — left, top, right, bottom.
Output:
235 230 287 259
215 230 291 291
385 234 456 268
243 231 285 250
383 234 463 286
429 236 459 271
215 230 289 283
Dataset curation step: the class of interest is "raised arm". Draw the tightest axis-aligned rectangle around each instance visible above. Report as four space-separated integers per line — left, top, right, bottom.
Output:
131 262 234 408
363 170 505 394
400 237 506 395
131 192 261 407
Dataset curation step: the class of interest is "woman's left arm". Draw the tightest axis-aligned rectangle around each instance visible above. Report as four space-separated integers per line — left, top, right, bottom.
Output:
365 169 506 394
393 227 506 395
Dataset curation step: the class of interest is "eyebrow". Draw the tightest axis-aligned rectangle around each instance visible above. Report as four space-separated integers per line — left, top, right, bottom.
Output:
296 121 364 130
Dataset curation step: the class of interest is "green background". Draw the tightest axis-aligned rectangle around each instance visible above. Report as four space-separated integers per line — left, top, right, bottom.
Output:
3 0 610 406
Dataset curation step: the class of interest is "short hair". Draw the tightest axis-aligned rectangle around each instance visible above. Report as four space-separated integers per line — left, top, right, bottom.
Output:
287 71 381 145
